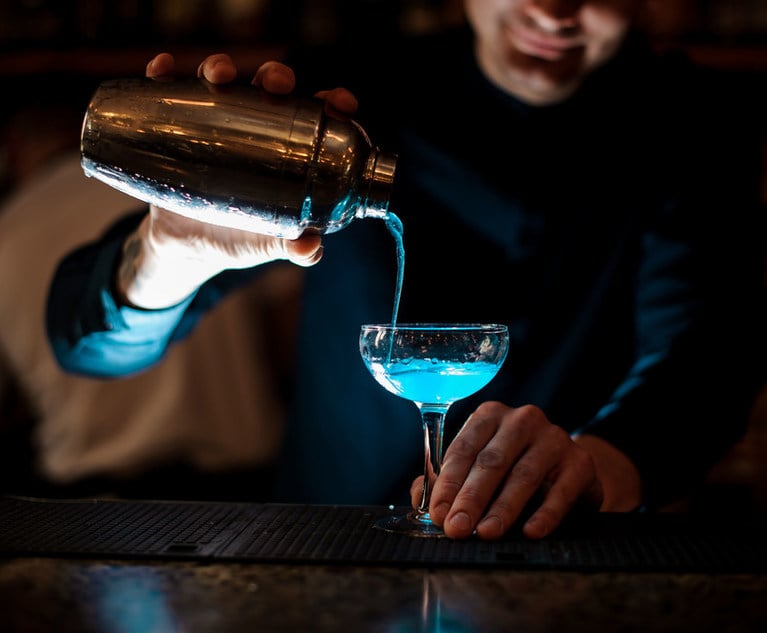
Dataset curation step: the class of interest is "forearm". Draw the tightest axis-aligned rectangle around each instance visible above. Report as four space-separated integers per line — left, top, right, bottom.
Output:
46 211 193 378
46 210 265 378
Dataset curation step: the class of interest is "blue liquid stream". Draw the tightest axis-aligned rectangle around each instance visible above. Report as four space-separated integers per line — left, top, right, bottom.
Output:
384 212 404 327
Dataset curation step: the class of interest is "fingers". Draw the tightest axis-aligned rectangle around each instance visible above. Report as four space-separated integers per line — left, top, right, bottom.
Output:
227 231 323 268
146 52 175 78
146 54 299 95
284 233 323 267
476 414 571 539
520 460 603 540
146 52 236 83
410 476 425 508
314 88 359 116
430 401 529 538
147 205 323 270
146 52 237 84
146 52 244 86
145 56 346 117
197 53 238 84
210 230 323 269
252 61 296 94
430 402 601 541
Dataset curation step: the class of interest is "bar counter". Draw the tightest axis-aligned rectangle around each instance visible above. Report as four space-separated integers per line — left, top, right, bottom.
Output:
2 556 766 632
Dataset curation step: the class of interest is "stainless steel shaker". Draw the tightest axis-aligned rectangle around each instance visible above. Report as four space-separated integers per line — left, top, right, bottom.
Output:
80 78 397 239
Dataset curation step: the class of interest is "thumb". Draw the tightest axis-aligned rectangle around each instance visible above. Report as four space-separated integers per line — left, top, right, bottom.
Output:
410 476 425 509
282 233 324 267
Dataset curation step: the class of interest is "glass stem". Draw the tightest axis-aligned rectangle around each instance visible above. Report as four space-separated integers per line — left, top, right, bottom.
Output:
415 404 450 521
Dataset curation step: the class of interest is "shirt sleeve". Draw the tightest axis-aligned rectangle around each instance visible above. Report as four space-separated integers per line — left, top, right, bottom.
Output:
45 210 256 378
578 213 766 508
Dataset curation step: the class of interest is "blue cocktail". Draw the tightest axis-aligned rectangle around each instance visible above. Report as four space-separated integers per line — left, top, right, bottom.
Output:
359 323 509 537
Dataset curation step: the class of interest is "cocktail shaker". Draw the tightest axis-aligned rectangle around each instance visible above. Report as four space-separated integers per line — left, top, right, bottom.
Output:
80 78 397 239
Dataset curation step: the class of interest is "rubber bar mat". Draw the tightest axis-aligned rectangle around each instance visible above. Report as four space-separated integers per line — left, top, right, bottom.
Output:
1 495 765 571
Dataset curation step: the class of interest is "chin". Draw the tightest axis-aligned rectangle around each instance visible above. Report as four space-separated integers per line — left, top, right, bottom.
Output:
505 53 585 104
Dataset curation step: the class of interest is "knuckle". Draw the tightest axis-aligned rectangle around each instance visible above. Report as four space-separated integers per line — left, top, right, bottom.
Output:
446 434 481 460
497 403 547 437
514 403 547 423
475 446 508 471
473 400 506 417
543 424 571 451
511 460 544 489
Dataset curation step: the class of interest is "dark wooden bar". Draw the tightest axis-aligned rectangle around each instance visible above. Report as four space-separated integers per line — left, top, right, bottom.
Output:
2 557 767 632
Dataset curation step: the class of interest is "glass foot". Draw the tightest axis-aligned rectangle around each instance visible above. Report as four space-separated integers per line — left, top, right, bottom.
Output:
373 510 446 538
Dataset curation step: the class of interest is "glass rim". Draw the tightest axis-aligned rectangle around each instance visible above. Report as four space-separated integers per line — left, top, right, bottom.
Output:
360 323 508 331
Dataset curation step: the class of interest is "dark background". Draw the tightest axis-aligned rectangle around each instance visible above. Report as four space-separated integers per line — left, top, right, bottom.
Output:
0 0 765 512
0 0 764 196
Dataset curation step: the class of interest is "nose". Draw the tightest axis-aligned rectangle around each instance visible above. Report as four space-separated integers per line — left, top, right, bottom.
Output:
525 0 583 32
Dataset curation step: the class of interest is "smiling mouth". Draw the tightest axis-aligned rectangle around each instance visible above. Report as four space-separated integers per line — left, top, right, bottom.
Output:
508 25 582 62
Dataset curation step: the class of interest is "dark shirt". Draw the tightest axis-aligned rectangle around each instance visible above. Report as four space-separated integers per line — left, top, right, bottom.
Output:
47 26 767 508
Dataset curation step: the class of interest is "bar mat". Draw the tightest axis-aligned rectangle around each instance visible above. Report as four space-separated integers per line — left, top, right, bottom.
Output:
1 495 765 572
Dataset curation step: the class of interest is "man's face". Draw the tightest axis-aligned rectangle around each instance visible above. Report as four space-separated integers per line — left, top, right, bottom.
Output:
465 0 641 104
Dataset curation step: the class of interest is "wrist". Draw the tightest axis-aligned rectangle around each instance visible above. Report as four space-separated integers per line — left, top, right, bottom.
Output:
116 216 213 309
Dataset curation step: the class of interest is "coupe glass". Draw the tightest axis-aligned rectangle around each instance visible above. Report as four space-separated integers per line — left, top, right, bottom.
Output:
359 323 509 537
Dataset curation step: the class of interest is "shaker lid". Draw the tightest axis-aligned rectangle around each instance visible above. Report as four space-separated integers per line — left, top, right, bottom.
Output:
364 150 397 212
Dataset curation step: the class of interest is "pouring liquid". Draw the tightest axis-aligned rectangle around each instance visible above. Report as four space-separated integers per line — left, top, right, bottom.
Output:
384 211 405 328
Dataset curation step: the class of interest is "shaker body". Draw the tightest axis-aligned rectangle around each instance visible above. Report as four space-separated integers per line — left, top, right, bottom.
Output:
80 78 396 239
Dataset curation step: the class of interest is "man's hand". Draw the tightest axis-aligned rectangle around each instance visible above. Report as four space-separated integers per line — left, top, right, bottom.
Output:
117 52 358 310
414 401 641 540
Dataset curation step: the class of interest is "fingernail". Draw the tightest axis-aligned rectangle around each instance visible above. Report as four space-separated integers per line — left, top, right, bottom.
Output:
478 515 503 535
524 515 550 539
448 511 472 533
